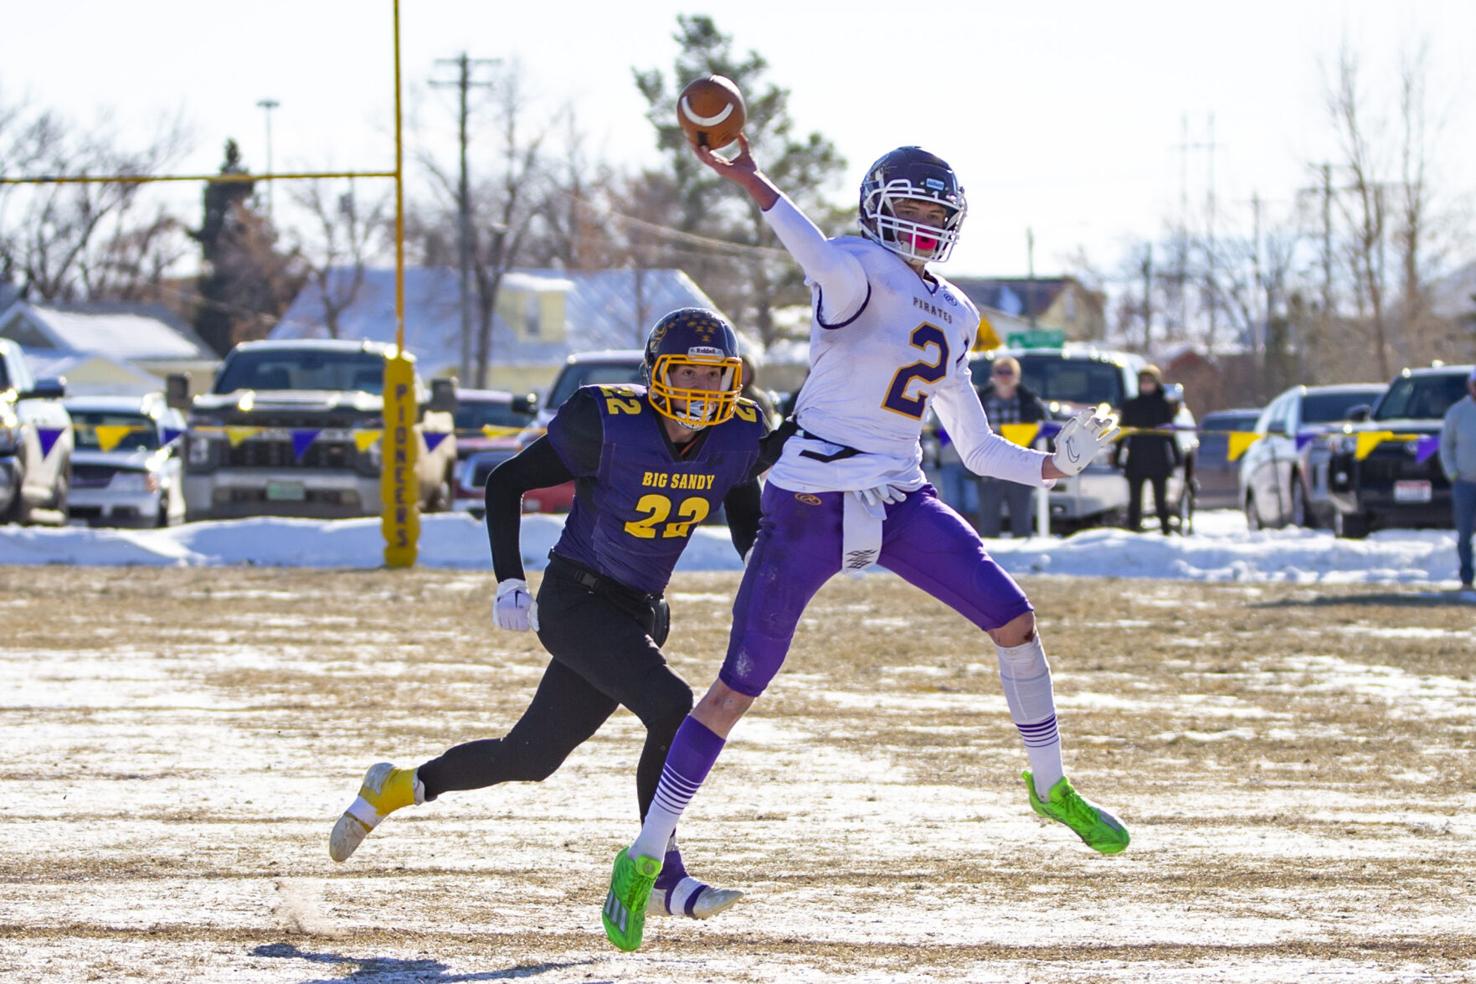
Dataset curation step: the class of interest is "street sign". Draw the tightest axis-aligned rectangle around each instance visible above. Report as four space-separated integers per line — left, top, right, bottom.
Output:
1006 329 1066 348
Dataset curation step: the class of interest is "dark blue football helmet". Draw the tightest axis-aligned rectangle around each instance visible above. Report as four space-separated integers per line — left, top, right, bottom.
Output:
858 146 967 263
642 308 744 429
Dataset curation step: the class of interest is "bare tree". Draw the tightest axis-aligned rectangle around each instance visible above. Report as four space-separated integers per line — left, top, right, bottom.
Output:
1328 45 1393 378
417 61 551 385
0 93 192 302
290 180 389 339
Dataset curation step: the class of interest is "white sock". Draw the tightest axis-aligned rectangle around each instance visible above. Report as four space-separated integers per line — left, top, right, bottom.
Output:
995 636 1064 797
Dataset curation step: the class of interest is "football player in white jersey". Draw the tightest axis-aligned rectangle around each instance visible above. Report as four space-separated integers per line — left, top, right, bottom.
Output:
602 140 1127 951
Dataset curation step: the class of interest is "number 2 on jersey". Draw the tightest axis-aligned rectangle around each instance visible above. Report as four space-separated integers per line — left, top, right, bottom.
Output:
881 322 950 419
624 494 711 539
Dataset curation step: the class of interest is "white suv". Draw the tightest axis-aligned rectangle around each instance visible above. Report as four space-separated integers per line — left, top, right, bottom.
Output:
66 393 187 527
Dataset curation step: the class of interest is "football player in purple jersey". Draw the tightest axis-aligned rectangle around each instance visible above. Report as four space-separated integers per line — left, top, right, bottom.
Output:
602 142 1128 951
330 308 779 927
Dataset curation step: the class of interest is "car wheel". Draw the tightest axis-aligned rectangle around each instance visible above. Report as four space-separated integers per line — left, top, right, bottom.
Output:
0 483 25 525
1333 509 1371 539
1244 493 1262 531
47 466 69 526
426 470 453 513
1289 476 1309 528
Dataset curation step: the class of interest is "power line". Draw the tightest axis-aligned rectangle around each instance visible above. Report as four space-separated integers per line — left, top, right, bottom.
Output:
561 191 790 260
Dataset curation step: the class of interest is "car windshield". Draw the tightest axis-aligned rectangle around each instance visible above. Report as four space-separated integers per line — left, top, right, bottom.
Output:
1373 374 1467 421
546 362 644 410
972 356 1127 408
70 411 160 451
1201 413 1260 432
214 350 387 394
455 401 533 432
1302 389 1385 424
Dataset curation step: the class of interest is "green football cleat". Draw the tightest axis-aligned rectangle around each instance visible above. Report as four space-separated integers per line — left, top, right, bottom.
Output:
1023 771 1130 855
602 848 663 952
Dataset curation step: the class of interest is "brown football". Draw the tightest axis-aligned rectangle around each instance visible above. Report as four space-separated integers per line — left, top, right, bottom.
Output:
677 75 746 150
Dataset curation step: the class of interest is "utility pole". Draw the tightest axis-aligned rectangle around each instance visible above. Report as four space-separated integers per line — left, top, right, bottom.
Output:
256 98 279 222
1205 112 1219 349
1249 192 1263 354
1174 113 1220 345
1140 243 1154 352
1026 226 1037 328
431 53 498 381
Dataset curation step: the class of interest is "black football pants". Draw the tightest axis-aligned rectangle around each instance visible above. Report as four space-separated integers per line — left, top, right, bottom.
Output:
415 566 692 823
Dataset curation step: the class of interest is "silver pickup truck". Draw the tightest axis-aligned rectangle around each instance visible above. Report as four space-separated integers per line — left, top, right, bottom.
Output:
0 338 73 525
176 339 457 520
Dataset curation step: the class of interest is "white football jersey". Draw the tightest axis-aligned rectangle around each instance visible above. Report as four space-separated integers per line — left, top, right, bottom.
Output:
770 236 983 492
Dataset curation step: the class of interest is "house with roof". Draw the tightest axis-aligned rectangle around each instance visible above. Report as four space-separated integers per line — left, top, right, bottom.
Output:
0 300 220 395
949 276 1107 342
272 266 751 392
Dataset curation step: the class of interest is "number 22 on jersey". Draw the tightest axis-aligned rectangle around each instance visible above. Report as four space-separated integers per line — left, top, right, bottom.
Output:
624 493 711 539
881 323 950 419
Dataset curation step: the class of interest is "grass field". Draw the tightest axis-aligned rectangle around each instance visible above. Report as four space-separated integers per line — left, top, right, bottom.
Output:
2 565 1473 982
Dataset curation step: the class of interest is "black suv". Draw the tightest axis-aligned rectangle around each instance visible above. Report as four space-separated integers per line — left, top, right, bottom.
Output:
1325 364 1473 537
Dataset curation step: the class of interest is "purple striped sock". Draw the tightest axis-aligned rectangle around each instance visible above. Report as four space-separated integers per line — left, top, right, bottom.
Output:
1017 714 1063 796
630 717 725 862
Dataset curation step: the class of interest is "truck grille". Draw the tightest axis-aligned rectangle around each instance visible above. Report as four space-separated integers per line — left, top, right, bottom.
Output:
72 463 117 488
225 440 357 469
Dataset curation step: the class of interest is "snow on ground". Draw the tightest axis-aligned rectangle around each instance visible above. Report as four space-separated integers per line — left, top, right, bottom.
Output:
0 509 1467 586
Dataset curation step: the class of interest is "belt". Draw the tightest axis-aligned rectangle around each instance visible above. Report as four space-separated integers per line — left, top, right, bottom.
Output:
792 420 865 464
546 552 661 610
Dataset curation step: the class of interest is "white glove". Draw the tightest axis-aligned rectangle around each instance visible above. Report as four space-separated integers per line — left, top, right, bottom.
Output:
856 484 909 508
492 578 539 632
1051 405 1121 477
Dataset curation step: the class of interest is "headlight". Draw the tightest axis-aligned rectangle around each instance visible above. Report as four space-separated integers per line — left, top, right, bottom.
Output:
185 424 221 465
110 472 159 493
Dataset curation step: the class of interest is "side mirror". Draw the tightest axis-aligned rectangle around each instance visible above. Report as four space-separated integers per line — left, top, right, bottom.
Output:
1346 404 1372 423
23 376 66 400
429 377 457 413
512 391 540 416
165 373 192 410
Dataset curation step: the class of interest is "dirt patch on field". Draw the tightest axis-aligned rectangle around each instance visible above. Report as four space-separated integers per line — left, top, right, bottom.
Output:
2 565 1473 982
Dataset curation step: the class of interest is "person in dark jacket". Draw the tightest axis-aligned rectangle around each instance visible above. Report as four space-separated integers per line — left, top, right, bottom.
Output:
976 356 1049 537
1114 365 1182 534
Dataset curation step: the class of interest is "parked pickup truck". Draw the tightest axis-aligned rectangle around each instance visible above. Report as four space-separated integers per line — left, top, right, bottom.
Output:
0 338 73 525
1324 364 1472 538
965 346 1198 532
174 339 457 520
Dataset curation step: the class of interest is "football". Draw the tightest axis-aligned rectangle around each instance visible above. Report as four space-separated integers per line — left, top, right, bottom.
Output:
677 75 746 150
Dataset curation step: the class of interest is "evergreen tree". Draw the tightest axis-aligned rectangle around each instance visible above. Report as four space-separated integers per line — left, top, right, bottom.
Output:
192 140 300 355
634 15 847 345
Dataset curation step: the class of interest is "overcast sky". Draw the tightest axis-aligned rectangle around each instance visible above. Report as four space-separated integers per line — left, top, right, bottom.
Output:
2 0 1471 281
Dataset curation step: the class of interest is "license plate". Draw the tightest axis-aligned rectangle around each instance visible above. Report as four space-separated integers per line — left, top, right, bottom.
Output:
265 480 306 502
1393 480 1431 503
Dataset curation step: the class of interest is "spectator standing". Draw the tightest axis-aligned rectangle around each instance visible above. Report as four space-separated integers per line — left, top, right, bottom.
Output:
933 425 980 528
1115 365 1181 535
977 356 1048 537
1439 367 1476 596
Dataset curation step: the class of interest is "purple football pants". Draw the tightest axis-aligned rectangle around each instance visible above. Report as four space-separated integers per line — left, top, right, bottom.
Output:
720 483 1034 697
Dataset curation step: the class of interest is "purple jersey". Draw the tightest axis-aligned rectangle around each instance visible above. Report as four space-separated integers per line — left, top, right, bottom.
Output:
545 384 769 596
